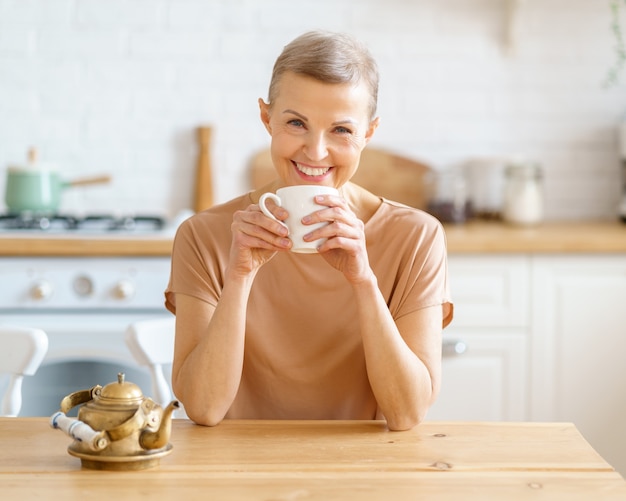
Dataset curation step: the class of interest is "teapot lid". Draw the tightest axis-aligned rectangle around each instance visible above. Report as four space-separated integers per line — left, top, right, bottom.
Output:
98 373 144 405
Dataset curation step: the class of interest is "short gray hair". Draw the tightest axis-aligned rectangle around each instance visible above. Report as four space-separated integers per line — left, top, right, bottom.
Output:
267 31 379 120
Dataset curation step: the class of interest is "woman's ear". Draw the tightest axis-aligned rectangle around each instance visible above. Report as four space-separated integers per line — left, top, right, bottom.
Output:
365 116 380 144
258 98 272 134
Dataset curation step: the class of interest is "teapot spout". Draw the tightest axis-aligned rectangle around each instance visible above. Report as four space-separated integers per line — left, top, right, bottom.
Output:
140 400 180 450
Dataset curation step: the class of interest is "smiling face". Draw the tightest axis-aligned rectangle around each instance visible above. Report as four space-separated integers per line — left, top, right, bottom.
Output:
259 71 379 189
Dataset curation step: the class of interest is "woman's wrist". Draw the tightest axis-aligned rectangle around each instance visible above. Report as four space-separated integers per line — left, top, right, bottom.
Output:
350 268 378 294
224 265 258 291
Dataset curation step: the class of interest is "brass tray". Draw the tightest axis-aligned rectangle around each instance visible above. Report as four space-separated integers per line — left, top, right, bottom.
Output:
67 443 173 471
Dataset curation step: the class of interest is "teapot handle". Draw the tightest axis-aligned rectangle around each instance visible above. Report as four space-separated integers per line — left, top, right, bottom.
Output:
50 411 109 451
59 385 102 414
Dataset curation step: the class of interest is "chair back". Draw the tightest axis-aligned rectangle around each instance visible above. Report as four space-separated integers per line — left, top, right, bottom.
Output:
0 326 48 417
125 317 181 413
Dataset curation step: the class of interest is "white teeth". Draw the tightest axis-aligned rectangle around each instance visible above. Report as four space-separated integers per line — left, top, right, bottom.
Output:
295 163 329 176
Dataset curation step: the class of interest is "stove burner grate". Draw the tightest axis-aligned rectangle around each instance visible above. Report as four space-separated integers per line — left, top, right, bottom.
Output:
0 213 165 232
79 215 165 232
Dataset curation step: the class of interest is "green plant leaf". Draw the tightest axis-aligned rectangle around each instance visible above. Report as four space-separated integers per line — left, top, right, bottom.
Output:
603 0 626 88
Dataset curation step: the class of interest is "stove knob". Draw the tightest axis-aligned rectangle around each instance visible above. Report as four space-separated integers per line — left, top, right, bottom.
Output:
113 279 135 300
73 275 94 297
30 280 53 301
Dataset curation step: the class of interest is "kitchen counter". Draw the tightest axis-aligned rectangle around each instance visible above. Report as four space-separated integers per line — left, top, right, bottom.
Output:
0 233 173 256
0 220 625 256
2 418 625 500
444 220 626 253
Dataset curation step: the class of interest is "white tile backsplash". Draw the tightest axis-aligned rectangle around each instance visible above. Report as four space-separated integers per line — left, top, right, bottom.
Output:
0 0 624 221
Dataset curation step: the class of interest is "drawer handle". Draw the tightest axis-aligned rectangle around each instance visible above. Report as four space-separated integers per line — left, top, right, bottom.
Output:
442 339 467 357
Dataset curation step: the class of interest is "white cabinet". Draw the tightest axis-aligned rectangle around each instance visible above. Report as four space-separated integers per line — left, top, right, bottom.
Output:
430 251 626 476
427 256 530 422
428 329 527 421
530 255 626 476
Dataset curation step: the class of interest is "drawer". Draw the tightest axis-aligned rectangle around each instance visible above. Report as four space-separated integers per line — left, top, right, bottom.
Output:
448 255 530 328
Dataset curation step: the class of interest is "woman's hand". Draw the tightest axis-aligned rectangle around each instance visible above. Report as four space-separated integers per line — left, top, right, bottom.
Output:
303 194 373 284
229 202 292 277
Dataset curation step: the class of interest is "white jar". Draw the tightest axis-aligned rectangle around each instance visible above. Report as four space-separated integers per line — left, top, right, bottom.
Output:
502 162 543 225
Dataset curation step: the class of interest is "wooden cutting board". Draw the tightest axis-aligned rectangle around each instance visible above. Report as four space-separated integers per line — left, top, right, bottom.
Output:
250 146 433 209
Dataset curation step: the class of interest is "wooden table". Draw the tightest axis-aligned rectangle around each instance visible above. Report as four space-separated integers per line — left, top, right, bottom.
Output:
1 418 625 500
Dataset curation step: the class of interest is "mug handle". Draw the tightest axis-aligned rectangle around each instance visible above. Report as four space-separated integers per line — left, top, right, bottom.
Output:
259 192 282 222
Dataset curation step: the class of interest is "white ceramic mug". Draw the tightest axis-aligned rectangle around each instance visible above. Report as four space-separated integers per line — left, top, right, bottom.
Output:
259 185 339 253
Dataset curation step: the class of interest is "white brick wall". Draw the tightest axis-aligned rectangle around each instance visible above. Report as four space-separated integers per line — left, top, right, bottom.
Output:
0 0 624 221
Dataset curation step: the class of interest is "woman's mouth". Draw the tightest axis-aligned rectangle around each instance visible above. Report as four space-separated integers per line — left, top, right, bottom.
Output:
293 161 331 178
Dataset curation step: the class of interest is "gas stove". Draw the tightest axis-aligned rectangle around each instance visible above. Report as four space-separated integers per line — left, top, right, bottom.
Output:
0 210 192 416
0 210 193 240
0 213 166 233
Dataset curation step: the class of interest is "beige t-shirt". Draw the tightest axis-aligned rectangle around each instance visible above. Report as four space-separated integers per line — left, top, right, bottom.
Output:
165 192 453 420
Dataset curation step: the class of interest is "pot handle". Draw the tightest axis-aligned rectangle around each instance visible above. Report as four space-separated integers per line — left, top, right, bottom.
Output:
50 411 109 451
65 174 112 187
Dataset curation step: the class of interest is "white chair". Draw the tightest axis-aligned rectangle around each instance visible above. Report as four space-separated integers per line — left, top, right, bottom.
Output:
0 326 48 417
124 317 183 415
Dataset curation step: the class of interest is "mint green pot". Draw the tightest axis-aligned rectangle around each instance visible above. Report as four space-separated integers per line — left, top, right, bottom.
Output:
5 168 67 213
4 168 111 214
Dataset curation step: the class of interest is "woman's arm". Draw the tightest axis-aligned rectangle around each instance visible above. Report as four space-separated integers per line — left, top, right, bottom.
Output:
309 192 444 430
352 273 442 430
171 273 253 426
171 201 291 426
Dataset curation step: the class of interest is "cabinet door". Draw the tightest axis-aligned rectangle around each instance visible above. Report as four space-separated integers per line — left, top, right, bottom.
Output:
431 255 530 421
448 255 529 327
531 255 626 476
427 329 527 421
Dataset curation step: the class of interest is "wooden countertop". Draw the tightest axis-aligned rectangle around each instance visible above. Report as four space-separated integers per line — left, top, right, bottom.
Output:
444 220 626 253
2 418 625 500
0 220 625 256
0 234 174 256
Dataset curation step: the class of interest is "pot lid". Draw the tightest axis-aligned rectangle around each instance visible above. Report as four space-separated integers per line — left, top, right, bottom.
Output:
98 372 144 405
7 147 58 172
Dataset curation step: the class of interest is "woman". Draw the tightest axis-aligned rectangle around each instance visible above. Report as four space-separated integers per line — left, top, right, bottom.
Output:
165 31 453 431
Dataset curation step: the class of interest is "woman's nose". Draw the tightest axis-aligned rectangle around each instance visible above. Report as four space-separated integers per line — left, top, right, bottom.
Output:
303 133 328 161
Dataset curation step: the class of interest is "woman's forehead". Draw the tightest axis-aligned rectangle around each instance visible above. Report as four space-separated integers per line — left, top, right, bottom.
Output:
272 73 372 115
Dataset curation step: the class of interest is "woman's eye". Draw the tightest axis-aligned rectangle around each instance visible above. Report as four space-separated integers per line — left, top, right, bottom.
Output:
334 126 352 134
287 119 305 128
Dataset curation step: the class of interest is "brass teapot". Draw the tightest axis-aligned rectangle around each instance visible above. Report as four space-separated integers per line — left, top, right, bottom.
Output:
50 372 179 470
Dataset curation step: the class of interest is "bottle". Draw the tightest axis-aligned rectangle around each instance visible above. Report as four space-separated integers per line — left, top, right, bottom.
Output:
502 161 543 225
426 167 470 224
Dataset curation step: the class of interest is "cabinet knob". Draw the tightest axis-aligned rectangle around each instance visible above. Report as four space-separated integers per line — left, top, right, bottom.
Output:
442 339 467 357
